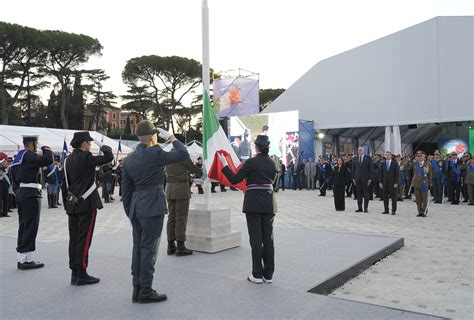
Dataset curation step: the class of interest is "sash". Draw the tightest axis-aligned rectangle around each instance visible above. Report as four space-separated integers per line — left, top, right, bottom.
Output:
318 163 327 180
431 160 445 184
47 164 59 187
11 150 27 167
449 160 461 183
470 165 474 174
399 169 406 185
414 162 428 193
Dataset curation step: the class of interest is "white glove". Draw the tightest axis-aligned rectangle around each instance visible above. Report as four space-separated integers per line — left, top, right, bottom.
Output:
218 153 228 167
158 128 173 140
93 138 104 148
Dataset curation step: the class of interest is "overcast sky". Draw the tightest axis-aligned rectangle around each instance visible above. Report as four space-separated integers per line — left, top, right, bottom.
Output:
3 0 473 105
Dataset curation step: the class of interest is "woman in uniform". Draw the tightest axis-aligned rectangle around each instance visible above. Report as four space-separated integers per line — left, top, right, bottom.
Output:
218 135 278 284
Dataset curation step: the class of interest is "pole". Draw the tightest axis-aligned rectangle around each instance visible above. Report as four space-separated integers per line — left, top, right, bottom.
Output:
202 0 211 204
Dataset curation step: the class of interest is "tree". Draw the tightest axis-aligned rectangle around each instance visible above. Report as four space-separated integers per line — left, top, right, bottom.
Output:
16 64 49 126
68 71 87 130
42 30 102 128
259 88 285 112
0 22 47 124
120 84 153 120
124 115 131 136
122 55 201 131
86 69 116 132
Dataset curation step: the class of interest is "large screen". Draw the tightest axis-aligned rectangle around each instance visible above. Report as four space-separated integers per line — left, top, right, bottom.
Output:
213 76 259 117
228 111 299 165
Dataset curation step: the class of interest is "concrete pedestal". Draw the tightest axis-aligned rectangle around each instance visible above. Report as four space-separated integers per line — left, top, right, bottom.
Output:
186 202 241 253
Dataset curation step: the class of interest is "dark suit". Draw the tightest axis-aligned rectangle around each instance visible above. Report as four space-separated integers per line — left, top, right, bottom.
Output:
122 141 189 288
333 165 347 211
222 153 277 280
352 155 374 211
379 159 399 213
62 147 114 274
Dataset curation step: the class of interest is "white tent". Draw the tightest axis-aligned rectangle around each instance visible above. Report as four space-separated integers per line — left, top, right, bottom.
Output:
0 125 133 156
161 140 203 158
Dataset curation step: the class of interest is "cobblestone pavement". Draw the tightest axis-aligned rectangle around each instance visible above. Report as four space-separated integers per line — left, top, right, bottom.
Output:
0 187 472 319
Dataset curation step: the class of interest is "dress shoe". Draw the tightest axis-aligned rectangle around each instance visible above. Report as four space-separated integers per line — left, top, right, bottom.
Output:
364 209 368 213
18 261 44 270
138 287 167 304
132 285 140 303
247 275 263 284
382 211 389 214
355 209 363 212
211 190 217 193
167 241 177 255
416 213 424 217
75 271 100 286
391 212 396 215
71 270 77 285
176 241 193 256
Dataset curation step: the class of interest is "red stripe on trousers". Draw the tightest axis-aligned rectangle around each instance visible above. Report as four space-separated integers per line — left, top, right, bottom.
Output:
82 209 97 270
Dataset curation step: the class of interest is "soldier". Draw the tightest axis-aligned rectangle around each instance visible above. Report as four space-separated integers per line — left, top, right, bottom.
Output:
464 156 474 205
219 135 277 284
63 132 114 286
166 135 200 256
460 152 472 203
446 152 462 205
10 135 53 269
430 150 445 204
0 152 10 218
318 158 332 196
411 151 432 217
44 156 60 209
122 120 189 304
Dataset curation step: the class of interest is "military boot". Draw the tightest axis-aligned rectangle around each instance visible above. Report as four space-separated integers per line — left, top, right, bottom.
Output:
176 241 193 256
167 240 177 255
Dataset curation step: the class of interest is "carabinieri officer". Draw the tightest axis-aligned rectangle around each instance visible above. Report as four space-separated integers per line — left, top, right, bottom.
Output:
219 135 278 284
10 135 53 270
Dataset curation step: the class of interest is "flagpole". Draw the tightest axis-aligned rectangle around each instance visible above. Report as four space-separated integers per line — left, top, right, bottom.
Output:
116 135 121 164
202 0 211 204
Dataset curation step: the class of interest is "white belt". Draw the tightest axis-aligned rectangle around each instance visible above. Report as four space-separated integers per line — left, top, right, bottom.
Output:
20 183 42 190
81 183 97 200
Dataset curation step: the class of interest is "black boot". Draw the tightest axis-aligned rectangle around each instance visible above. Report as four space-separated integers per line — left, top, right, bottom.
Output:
47 194 52 208
75 270 100 286
132 285 140 303
176 241 193 256
17 261 45 270
167 240 177 255
71 269 77 285
138 287 167 304
51 195 58 208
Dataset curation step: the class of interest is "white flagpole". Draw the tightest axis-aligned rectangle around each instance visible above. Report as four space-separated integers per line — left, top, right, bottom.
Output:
202 0 211 204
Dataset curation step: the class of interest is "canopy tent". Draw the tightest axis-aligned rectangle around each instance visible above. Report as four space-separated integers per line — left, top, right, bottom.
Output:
0 125 133 156
161 140 203 158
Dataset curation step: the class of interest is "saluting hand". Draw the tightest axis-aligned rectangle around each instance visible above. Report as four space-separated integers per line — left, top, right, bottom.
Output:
158 128 174 141
41 146 52 152
218 153 228 167
100 145 112 154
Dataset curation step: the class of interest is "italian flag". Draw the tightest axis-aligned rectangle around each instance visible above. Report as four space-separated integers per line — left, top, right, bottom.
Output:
203 91 246 190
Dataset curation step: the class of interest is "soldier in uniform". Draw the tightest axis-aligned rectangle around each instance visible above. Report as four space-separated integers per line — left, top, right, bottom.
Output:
464 155 474 205
10 135 53 269
62 132 113 286
411 151 432 217
446 152 462 205
44 156 60 209
122 120 189 303
0 152 11 218
166 135 200 256
219 135 278 284
318 158 332 196
460 152 472 203
402 154 413 199
430 150 445 204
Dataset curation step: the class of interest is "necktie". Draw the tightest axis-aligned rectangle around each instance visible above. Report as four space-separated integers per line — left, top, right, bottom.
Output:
359 156 362 163
386 161 390 171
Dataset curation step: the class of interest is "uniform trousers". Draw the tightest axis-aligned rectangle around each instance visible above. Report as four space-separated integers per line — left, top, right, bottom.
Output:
414 187 429 214
333 185 345 210
245 213 275 280
167 198 190 242
16 197 41 253
131 215 164 288
432 178 443 203
0 180 9 216
68 209 97 272
446 180 461 203
467 183 474 204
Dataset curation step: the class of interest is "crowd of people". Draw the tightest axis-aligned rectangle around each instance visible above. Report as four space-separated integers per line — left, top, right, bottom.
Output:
275 149 473 214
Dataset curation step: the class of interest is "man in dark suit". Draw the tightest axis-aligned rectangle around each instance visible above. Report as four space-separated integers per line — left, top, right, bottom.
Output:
122 120 189 304
352 147 374 213
63 132 114 285
379 151 400 215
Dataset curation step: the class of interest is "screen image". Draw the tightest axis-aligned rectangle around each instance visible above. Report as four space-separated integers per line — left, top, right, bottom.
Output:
439 138 469 158
228 111 299 165
213 77 259 117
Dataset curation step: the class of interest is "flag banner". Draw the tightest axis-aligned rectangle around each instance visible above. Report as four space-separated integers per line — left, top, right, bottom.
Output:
61 139 68 162
208 150 247 191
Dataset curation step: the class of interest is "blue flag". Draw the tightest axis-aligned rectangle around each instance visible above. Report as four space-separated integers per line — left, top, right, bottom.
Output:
61 139 68 162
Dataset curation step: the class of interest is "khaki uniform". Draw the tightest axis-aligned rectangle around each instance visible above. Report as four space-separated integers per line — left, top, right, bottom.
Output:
412 161 432 215
401 159 413 198
166 158 198 242
464 163 474 204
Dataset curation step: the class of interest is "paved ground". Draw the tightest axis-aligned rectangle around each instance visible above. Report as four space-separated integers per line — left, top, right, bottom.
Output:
0 186 472 319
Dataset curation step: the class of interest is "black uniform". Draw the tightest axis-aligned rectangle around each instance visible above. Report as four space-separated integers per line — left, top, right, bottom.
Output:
0 168 10 217
62 147 113 277
446 159 462 204
222 153 278 280
10 149 53 255
318 162 332 196
430 159 445 203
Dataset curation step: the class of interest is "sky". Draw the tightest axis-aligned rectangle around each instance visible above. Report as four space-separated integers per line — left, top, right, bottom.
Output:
2 0 473 106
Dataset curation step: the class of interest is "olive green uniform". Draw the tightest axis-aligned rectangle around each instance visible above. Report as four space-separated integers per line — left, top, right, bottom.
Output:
412 161 432 215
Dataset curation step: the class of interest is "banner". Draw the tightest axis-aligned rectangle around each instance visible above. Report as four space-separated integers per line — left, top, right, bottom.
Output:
213 77 259 117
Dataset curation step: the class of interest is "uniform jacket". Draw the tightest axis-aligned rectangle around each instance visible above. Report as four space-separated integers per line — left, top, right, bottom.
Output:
352 155 374 182
411 161 432 188
44 164 60 185
62 147 114 214
446 159 462 182
464 164 474 185
431 159 445 180
166 157 199 200
379 159 400 186
222 153 278 214
11 149 53 198
122 141 189 220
